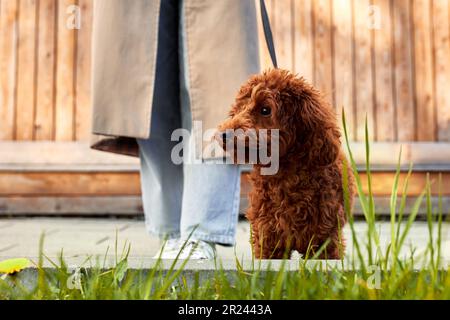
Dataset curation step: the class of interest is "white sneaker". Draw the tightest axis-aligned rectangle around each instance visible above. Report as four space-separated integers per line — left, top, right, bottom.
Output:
153 238 180 259
178 240 216 260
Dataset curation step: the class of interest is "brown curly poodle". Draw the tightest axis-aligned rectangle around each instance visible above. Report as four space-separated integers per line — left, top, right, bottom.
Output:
216 69 356 259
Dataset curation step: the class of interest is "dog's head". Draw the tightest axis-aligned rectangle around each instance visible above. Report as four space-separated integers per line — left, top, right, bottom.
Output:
216 69 341 167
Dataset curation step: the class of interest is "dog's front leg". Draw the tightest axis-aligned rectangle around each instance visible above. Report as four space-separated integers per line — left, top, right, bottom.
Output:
251 224 289 259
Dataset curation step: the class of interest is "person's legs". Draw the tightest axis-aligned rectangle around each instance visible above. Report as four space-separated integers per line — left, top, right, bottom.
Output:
180 150 242 246
178 1 241 246
137 0 182 240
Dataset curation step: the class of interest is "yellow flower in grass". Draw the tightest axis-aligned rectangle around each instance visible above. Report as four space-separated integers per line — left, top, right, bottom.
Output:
0 258 31 277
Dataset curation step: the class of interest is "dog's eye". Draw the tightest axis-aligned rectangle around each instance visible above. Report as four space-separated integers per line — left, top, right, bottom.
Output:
260 106 272 117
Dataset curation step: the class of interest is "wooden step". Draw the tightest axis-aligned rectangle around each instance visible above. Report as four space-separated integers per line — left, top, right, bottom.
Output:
1 142 449 216
1 195 449 217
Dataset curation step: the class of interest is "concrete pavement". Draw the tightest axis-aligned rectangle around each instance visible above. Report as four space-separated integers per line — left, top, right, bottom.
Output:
0 218 448 265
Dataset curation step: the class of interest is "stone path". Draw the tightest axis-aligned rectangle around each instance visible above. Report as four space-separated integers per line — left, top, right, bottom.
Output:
0 218 448 265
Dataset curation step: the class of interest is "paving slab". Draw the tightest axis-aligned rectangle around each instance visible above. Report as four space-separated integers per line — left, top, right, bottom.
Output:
0 218 448 266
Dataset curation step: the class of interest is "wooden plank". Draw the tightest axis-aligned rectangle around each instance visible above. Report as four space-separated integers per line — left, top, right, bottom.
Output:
373 0 396 141
0 0 18 140
313 0 334 105
358 171 450 196
273 0 294 70
346 142 450 168
1 141 450 170
55 0 77 141
75 0 93 141
433 0 450 141
35 0 56 140
293 0 313 82
243 195 450 216
0 196 143 215
393 0 416 141
15 0 37 140
0 171 449 197
1 195 448 217
332 0 354 139
353 196 450 216
243 171 450 197
412 0 435 141
0 141 139 171
0 172 141 196
353 0 375 141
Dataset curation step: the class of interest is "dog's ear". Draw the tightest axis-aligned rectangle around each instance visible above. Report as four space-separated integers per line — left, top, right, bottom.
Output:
293 87 341 167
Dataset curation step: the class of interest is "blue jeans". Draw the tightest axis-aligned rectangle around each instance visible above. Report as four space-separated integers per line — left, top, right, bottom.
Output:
137 0 241 246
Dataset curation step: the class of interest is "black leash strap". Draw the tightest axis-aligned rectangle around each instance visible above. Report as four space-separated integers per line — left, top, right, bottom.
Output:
260 0 278 69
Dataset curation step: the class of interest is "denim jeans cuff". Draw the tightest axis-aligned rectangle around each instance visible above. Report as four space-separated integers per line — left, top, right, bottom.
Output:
182 231 236 247
146 225 181 240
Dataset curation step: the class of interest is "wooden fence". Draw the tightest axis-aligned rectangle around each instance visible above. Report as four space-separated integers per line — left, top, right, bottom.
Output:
263 0 450 142
0 0 92 142
1 0 450 215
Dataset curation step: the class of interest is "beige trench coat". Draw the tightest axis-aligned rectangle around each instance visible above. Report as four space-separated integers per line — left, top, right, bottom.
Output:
90 0 261 157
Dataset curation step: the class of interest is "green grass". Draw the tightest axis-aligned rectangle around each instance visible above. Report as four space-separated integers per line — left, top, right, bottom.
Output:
0 114 449 300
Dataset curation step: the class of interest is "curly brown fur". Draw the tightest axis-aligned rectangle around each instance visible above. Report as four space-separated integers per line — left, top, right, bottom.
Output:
217 69 356 259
